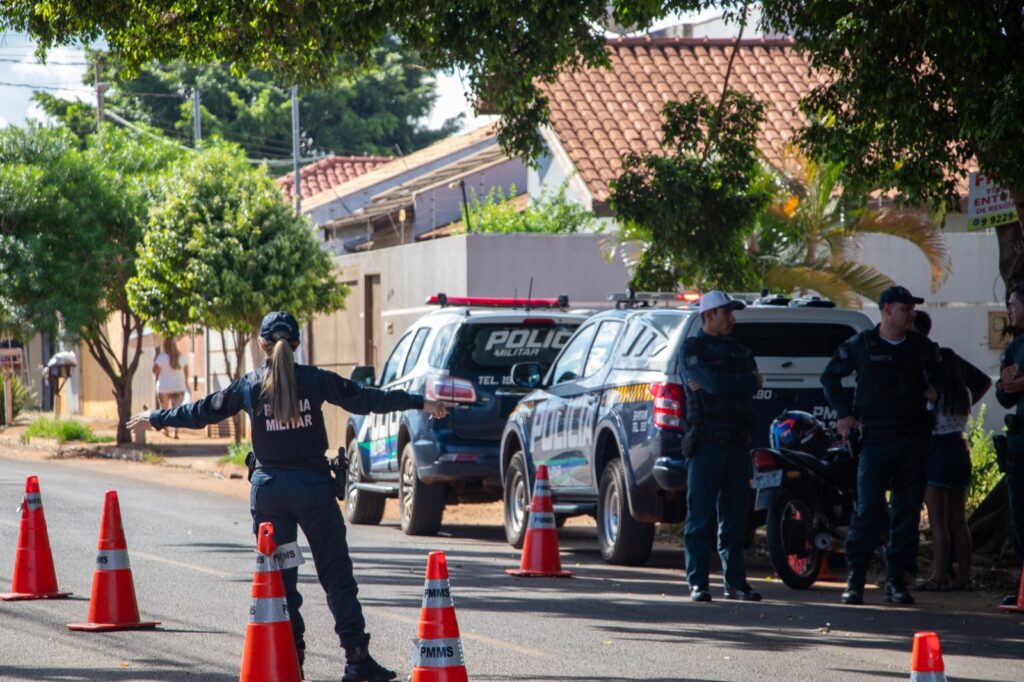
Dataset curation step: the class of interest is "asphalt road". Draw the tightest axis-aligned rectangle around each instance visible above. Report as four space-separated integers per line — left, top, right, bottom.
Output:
1 456 1022 682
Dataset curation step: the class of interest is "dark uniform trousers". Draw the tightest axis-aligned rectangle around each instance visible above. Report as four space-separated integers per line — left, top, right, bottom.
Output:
845 428 930 581
685 431 753 591
251 468 365 651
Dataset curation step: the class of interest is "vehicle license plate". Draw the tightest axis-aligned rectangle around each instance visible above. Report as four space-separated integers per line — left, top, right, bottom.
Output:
752 469 783 489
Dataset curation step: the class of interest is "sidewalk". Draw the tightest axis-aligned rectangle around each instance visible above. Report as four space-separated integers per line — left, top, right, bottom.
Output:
1 410 241 473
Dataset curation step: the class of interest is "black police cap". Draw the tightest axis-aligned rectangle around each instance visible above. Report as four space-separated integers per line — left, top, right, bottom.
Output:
259 311 300 344
878 285 924 307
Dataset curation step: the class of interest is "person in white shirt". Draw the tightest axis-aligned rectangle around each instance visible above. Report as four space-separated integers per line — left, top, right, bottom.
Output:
153 337 190 439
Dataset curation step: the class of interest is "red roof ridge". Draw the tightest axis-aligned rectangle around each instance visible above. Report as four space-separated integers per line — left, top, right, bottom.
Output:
607 36 796 48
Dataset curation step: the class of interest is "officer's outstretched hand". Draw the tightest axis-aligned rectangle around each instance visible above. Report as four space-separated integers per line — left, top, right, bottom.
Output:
126 411 154 432
423 400 451 419
687 378 702 392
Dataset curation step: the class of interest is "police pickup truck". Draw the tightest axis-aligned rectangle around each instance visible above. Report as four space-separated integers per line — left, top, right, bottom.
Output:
499 292 872 565
343 294 585 536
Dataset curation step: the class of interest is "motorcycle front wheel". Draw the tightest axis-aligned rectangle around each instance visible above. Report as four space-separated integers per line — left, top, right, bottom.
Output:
766 491 821 589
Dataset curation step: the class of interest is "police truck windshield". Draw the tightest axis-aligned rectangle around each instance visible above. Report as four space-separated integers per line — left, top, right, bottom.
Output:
448 323 578 372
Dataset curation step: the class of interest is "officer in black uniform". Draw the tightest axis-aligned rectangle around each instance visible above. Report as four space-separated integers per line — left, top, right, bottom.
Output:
821 286 940 605
681 291 762 603
128 312 448 682
995 282 1024 606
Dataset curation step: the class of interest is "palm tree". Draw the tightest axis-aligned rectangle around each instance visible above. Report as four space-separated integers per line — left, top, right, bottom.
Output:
753 150 951 309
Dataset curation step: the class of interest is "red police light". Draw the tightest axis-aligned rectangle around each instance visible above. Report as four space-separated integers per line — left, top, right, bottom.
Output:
677 291 701 303
425 293 568 308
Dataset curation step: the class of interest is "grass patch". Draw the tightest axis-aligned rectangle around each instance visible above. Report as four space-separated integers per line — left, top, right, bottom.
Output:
22 416 115 444
219 439 252 466
140 450 165 465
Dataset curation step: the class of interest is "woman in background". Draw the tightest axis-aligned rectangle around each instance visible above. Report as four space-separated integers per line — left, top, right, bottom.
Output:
152 336 189 439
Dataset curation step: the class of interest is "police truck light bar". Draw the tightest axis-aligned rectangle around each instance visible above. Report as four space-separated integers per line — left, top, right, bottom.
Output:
426 293 569 309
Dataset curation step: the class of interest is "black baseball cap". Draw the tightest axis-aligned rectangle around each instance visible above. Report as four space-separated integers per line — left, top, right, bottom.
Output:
259 311 300 343
878 285 924 307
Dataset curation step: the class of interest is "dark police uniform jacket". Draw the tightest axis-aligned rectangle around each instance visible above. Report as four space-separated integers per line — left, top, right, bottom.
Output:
820 326 940 432
151 363 424 472
681 329 758 432
997 334 1024 456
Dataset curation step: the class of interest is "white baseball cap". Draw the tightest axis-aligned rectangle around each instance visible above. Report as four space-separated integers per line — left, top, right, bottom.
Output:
698 290 746 314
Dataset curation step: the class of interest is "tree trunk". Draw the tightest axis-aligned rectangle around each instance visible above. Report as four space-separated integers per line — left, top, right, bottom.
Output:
113 379 133 445
83 306 145 445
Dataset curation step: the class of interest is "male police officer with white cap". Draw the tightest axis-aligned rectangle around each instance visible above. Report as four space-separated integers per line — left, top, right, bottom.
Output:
681 291 762 602
821 285 940 605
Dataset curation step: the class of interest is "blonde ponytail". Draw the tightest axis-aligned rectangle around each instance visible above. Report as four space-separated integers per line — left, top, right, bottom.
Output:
261 339 300 422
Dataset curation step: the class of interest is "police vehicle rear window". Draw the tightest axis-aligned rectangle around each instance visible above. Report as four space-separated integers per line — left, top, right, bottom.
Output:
447 323 579 372
731 322 858 358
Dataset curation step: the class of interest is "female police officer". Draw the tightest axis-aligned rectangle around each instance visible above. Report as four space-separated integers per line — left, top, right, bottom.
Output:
128 311 448 682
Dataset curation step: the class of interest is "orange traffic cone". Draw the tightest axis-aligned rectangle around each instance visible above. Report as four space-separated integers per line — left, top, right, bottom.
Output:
239 522 302 682
909 631 947 681
411 551 468 682
999 563 1024 613
506 465 573 577
67 490 159 631
816 552 839 582
1 475 72 601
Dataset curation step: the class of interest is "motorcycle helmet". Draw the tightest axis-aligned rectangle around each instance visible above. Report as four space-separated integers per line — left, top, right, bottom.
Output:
770 410 831 457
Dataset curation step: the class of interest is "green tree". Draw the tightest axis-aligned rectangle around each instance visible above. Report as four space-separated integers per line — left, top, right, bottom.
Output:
1 0 713 160
127 141 348 439
459 182 599 235
33 39 461 162
754 151 952 309
609 91 773 291
756 0 1024 290
0 123 181 443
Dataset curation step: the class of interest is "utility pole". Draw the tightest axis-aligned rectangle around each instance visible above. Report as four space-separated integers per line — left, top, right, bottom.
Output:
94 60 109 126
193 88 202 143
291 85 301 215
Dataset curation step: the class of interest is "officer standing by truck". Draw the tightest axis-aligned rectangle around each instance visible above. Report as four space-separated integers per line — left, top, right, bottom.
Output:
681 291 763 602
820 286 940 606
128 311 449 682
995 282 1024 606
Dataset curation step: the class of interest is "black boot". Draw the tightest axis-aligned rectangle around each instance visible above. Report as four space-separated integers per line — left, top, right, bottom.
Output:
885 579 915 605
841 571 865 605
343 634 397 682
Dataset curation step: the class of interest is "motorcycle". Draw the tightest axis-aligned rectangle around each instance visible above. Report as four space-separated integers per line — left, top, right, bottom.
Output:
751 410 861 589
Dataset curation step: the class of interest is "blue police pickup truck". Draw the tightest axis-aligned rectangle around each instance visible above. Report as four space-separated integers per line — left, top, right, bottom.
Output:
499 292 873 565
343 294 586 536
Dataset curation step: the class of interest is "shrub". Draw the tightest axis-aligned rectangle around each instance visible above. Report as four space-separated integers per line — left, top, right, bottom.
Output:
0 375 36 425
22 416 115 444
967 406 1001 516
219 439 252 466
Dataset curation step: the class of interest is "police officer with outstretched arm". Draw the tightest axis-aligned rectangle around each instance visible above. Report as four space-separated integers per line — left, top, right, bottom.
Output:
681 291 762 603
128 312 449 682
820 286 940 605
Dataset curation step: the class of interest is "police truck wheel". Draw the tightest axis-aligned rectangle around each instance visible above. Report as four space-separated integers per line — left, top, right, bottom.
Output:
503 451 531 548
765 490 820 589
597 459 654 565
399 443 445 536
343 439 385 525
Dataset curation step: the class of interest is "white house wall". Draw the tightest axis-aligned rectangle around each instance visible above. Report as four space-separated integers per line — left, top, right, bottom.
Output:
412 158 528 237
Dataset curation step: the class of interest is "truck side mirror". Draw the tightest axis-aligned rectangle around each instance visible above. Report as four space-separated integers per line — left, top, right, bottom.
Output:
349 365 376 386
511 362 543 389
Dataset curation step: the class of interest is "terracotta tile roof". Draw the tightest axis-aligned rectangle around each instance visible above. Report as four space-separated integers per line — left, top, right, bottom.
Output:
278 154 392 202
541 37 820 204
